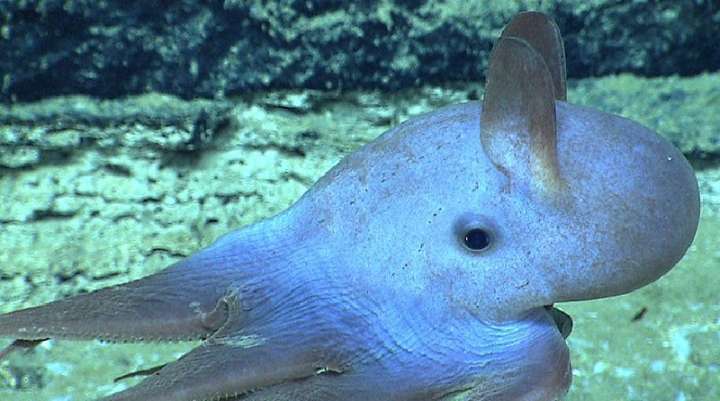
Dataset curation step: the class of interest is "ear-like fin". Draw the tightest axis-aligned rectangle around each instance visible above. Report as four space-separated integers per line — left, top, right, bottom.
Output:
480 36 563 196
501 11 567 101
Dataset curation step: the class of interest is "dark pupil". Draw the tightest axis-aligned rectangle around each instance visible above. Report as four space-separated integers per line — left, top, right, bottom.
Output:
464 229 490 250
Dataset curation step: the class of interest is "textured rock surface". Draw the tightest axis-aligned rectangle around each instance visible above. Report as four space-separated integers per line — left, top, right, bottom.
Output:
2 74 718 169
0 76 718 399
2 0 719 101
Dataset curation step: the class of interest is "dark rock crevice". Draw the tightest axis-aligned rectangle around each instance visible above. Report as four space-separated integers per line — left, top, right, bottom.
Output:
2 1 718 102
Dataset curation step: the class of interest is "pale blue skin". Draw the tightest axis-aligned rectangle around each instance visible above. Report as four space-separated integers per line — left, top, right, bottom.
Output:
96 101 572 400
0 14 700 401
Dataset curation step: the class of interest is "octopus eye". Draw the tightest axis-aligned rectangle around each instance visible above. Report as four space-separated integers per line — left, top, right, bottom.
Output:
463 228 492 252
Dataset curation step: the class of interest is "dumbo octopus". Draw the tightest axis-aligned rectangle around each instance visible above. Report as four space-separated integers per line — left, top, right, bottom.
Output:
0 11 700 401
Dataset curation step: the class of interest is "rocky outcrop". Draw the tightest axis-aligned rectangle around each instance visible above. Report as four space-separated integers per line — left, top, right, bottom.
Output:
2 1 718 101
